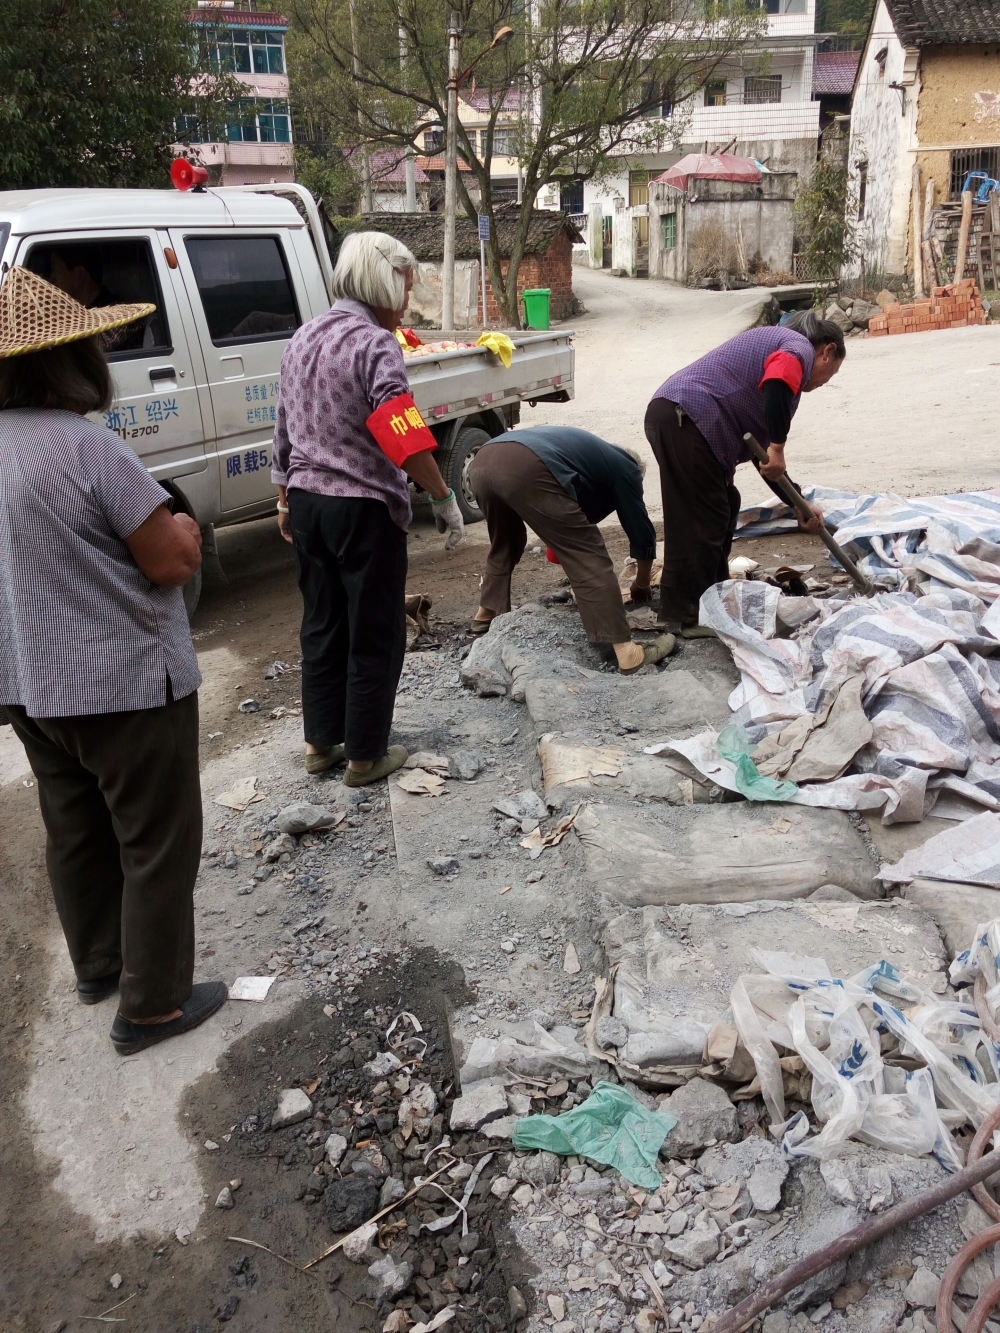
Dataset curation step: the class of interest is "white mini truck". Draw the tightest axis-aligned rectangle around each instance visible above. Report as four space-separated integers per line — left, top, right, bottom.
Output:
0 184 575 613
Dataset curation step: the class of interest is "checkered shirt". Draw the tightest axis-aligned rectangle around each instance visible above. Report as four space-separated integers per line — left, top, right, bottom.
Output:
652 327 815 481
271 298 414 531
0 409 201 718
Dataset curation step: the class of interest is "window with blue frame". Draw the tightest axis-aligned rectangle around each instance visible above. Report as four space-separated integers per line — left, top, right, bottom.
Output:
662 213 677 250
176 98 291 145
226 99 292 143
201 26 285 75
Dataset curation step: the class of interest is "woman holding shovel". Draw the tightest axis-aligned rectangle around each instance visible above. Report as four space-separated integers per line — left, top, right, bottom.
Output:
645 310 845 632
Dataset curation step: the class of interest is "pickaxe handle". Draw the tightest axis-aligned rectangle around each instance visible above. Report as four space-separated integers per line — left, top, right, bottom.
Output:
743 433 874 595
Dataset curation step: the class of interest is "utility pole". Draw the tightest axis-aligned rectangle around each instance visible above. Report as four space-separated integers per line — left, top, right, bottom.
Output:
350 0 373 213
442 10 461 330
398 15 417 211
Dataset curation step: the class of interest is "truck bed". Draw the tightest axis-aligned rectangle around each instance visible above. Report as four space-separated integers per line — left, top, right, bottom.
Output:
405 330 574 423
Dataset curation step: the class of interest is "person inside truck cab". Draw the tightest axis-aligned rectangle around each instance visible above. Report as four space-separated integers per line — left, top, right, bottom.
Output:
31 246 147 354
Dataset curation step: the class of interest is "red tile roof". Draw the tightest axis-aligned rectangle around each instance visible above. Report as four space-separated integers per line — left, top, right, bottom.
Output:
812 50 861 96
189 9 288 26
415 155 474 173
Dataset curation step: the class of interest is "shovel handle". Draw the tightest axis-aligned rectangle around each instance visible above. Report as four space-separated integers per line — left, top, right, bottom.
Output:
743 434 874 595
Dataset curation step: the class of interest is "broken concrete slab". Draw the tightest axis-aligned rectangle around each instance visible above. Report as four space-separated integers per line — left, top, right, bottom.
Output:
903 878 1000 959
700 1136 789 1200
524 666 736 737
657 1079 739 1157
271 1087 313 1128
449 1078 510 1131
670 1145 957 1319
592 898 947 1082
574 801 878 906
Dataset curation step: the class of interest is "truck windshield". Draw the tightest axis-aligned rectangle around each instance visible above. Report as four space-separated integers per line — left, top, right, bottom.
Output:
0 224 11 264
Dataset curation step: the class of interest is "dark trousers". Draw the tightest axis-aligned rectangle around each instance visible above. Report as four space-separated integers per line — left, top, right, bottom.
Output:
644 397 741 625
470 440 632 645
289 490 408 761
7 690 201 1020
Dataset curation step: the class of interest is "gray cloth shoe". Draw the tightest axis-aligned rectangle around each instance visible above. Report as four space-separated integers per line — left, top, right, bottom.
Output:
305 743 346 774
342 745 408 788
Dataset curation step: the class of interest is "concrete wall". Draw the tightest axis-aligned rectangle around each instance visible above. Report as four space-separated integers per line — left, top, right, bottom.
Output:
647 177 796 284
845 0 919 278
406 259 480 329
372 187 431 214
611 204 638 277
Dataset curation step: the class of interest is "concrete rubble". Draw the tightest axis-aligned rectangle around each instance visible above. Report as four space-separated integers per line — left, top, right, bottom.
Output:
26 594 1000 1333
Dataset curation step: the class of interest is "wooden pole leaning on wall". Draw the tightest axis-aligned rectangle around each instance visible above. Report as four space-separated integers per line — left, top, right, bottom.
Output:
911 162 924 297
956 189 974 283
921 177 938 287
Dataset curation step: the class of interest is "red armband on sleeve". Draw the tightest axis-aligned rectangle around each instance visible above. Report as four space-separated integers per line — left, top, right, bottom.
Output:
366 393 437 468
759 350 804 395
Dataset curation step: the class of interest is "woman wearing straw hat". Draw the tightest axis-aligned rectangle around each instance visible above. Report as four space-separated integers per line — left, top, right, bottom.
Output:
0 266 227 1055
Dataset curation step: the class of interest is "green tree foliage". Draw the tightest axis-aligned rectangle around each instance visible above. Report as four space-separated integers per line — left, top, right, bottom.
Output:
815 0 876 45
794 151 858 280
0 0 236 189
287 0 767 324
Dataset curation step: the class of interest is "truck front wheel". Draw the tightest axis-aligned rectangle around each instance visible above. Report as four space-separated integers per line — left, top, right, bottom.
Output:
438 426 490 523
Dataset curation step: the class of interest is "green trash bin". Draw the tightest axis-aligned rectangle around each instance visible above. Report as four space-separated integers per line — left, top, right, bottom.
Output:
522 287 551 331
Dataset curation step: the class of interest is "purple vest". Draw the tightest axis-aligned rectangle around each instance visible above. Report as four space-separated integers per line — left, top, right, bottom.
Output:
652 327 815 481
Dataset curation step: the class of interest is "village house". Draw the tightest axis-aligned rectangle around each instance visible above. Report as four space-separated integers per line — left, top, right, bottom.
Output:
350 210 581 329
566 0 827 261
417 87 524 207
175 2 294 186
846 0 1000 281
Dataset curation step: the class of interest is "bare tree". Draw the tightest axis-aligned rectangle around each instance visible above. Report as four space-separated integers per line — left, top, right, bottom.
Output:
288 0 766 324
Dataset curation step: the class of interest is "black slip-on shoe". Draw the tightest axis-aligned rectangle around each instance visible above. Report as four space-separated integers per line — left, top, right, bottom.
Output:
110 981 228 1056
76 970 122 1005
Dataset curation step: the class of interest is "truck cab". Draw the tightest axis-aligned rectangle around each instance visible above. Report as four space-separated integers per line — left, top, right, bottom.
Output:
0 187 328 540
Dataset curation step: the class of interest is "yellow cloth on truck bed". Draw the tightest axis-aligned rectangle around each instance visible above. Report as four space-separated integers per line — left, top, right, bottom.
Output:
476 330 515 368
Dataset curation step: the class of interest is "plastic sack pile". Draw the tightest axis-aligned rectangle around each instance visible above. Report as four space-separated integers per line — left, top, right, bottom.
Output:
661 577 1000 823
724 927 1000 1171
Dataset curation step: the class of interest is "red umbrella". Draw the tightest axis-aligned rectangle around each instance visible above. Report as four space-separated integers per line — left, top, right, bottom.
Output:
654 154 762 192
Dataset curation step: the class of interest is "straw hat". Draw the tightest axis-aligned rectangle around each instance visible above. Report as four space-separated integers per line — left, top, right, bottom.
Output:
0 265 155 359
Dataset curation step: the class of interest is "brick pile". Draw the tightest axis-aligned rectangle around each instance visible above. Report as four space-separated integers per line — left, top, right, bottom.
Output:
868 279 987 337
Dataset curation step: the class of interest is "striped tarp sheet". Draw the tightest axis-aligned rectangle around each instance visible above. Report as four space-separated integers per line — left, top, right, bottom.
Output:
736 487 1000 601
667 579 1000 824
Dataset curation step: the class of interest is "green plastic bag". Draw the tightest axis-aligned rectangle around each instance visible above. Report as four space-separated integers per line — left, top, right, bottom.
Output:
511 1081 677 1189
716 724 799 803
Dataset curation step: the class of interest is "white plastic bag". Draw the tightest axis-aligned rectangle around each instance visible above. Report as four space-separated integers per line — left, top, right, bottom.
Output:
736 945 995 1168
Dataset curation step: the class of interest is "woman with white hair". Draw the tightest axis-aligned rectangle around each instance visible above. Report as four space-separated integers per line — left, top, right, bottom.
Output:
271 230 464 786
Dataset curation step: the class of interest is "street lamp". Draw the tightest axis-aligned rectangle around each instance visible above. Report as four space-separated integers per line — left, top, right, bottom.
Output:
441 19 515 330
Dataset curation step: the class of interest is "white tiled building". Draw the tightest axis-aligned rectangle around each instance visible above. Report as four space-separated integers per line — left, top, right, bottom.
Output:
554 0 825 223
